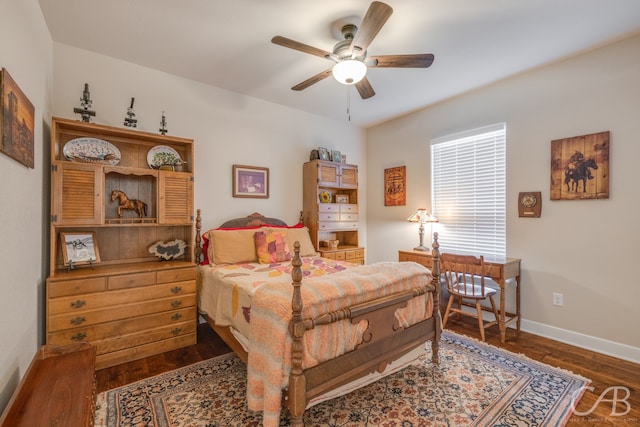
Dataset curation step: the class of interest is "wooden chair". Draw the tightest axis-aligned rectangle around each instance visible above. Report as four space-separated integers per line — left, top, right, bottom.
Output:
440 253 500 341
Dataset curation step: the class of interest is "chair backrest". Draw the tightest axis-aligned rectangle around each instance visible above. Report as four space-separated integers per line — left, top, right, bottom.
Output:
440 253 488 298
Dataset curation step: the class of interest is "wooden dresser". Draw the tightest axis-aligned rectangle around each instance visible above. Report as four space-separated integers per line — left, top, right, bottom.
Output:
0 343 96 427
47 262 196 369
46 117 197 369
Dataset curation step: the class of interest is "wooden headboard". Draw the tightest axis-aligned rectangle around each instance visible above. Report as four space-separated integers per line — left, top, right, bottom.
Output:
218 212 287 228
194 210 301 262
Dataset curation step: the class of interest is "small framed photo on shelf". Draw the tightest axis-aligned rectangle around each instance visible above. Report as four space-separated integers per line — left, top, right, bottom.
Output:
335 194 349 204
233 164 269 198
331 150 342 163
318 147 330 161
60 232 100 267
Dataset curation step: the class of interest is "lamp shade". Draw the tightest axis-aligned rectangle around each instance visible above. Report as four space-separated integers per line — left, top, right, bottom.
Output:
332 60 367 85
407 208 438 223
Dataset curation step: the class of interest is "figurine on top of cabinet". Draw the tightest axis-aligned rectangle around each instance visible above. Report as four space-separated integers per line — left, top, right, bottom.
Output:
73 83 96 122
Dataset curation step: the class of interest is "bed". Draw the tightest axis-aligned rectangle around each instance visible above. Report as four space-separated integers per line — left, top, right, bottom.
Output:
195 210 442 426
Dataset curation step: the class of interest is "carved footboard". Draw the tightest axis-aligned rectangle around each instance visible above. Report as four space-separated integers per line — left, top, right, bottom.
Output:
286 236 442 426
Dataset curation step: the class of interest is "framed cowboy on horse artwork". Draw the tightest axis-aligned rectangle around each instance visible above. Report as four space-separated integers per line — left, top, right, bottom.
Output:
550 131 610 200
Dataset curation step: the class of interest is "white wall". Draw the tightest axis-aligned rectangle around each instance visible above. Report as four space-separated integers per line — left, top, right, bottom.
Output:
366 33 640 360
51 44 367 236
0 0 53 413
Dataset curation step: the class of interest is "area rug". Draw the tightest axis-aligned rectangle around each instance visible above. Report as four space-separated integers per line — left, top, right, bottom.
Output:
94 332 589 426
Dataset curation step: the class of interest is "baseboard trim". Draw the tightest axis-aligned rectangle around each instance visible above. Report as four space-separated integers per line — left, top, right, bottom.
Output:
520 319 640 364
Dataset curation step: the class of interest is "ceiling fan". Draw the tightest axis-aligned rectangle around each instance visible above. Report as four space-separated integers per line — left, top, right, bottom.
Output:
271 1 434 99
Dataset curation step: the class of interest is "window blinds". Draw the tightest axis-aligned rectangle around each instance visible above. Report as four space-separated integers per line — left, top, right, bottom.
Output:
431 123 506 258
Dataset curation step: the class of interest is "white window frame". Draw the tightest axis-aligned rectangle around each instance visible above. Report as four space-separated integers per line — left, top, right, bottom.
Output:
430 123 506 259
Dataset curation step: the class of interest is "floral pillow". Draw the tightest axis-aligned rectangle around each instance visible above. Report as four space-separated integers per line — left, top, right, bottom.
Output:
254 230 291 264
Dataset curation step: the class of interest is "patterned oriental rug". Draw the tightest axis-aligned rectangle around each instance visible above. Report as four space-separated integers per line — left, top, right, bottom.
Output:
95 332 590 426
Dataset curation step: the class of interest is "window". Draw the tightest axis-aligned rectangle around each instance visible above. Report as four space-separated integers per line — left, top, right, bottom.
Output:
431 123 506 258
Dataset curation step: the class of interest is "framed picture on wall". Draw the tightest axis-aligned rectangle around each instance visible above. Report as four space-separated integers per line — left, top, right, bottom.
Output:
550 131 609 200
232 164 269 198
1 68 35 168
384 166 406 206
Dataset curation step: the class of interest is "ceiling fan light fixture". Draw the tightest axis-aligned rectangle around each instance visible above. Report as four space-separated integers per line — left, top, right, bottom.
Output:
332 59 367 85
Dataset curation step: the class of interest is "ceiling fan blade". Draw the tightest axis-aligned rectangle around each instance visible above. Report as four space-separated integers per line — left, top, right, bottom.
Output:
291 69 333 91
355 77 375 99
350 1 393 54
271 36 331 59
368 54 434 68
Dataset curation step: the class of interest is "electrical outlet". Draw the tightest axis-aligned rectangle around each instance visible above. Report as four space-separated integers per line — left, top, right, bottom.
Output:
553 292 564 307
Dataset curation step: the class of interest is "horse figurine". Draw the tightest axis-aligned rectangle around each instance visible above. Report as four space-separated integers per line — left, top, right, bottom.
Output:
564 158 598 192
110 190 147 218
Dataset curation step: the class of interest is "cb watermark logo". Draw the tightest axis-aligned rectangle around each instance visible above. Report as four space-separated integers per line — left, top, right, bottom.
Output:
571 385 632 417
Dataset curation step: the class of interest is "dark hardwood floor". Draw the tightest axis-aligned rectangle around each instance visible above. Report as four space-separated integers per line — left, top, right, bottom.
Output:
95 319 639 426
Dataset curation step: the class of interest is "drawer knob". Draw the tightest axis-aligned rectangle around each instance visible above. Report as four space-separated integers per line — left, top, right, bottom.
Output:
171 300 182 308
71 332 87 341
70 300 86 309
70 316 86 325
171 286 182 294
171 313 183 321
171 327 182 335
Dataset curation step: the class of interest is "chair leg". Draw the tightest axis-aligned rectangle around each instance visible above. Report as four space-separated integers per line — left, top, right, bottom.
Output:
442 296 454 328
489 296 499 321
489 295 501 339
476 301 485 341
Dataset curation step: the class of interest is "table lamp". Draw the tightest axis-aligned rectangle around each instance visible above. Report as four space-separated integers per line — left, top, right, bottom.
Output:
407 208 438 251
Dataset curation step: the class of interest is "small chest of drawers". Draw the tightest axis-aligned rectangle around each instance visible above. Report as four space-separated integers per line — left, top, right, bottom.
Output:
46 261 197 369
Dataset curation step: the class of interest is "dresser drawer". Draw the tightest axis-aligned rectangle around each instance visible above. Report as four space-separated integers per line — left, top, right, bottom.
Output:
319 221 358 231
48 294 197 332
339 204 358 213
334 251 346 261
339 213 358 221
108 271 156 290
80 320 196 356
318 212 339 221
48 277 106 298
345 250 357 260
157 267 195 283
47 307 196 345
48 280 196 315
318 203 339 213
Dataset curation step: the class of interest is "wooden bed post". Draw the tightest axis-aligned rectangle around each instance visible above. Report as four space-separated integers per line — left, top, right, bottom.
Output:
431 232 441 364
288 241 305 426
195 209 202 263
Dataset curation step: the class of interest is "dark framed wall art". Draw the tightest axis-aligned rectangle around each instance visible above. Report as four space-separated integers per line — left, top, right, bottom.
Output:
384 166 406 206
550 131 609 200
1 68 35 168
232 164 269 198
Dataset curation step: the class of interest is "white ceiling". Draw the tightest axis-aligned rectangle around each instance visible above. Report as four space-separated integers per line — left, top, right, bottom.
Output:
38 0 640 127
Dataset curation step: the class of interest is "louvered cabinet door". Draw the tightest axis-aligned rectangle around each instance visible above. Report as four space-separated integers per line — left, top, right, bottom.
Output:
158 171 193 224
51 162 103 225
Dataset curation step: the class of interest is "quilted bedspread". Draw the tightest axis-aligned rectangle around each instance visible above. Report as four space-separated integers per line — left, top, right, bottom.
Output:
197 256 358 337
246 261 434 426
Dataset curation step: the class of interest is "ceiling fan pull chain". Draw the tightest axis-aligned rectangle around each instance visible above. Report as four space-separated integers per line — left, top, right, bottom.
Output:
347 85 351 122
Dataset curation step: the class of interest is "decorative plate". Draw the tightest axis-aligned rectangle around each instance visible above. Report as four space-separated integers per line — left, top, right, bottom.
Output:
147 145 182 168
63 137 121 165
319 190 332 203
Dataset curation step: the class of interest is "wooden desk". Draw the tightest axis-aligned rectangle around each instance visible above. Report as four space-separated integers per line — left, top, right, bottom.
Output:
399 249 521 343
